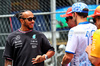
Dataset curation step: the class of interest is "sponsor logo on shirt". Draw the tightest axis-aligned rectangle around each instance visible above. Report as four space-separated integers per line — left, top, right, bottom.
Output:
14 35 22 48
30 34 38 48
15 35 20 40
32 34 36 39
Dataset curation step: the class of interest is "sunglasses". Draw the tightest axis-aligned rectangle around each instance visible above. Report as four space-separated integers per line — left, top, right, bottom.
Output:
94 16 100 19
21 17 36 21
65 17 73 22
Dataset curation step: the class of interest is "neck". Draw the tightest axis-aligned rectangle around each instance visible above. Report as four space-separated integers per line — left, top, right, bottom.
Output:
77 17 87 25
19 28 32 33
20 27 32 31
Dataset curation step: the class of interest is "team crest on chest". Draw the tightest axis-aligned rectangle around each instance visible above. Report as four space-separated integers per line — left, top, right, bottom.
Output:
32 34 36 39
30 34 38 48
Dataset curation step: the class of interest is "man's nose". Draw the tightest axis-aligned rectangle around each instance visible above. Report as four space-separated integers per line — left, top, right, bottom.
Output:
32 19 35 23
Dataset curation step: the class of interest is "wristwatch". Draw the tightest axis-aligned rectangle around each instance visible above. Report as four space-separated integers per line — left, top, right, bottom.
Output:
44 54 48 60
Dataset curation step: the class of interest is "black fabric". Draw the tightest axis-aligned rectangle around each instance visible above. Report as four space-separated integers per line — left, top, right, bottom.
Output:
3 29 54 66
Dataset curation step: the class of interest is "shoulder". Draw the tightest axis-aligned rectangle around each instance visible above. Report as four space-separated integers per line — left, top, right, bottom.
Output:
33 30 45 37
88 23 97 29
94 29 100 35
90 23 97 27
77 23 97 31
69 26 80 33
7 30 19 39
69 26 78 31
33 30 44 34
68 26 78 36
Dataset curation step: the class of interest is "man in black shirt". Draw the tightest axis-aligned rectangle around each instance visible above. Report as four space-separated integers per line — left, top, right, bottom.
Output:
3 10 55 66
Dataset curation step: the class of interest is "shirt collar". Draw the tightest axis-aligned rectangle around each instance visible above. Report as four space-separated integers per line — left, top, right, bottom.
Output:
78 21 90 25
18 29 32 33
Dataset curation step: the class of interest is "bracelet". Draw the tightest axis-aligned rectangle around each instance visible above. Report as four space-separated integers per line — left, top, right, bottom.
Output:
44 54 48 60
8 65 12 66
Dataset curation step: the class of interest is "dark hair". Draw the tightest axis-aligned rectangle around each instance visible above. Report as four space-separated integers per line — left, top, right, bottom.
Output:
15 10 30 20
76 8 89 18
94 16 100 23
65 16 73 22
94 16 100 19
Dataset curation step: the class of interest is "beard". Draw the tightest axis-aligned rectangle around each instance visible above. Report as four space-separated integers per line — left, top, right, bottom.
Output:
24 21 33 30
73 15 77 25
74 19 77 25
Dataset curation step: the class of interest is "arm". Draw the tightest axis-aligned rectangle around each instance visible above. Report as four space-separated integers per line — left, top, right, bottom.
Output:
45 50 55 59
32 33 55 64
61 53 74 66
32 50 55 64
88 55 100 66
3 36 14 66
5 59 12 66
86 44 100 66
61 29 77 66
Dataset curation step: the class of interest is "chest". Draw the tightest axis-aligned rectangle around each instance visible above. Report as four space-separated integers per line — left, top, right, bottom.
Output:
12 34 39 49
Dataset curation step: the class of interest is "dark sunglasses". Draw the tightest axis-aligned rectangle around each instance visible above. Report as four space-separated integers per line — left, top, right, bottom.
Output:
65 17 73 22
21 17 36 21
94 16 100 19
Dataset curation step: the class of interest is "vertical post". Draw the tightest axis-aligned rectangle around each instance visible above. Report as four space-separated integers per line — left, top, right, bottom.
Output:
96 0 99 5
50 0 57 66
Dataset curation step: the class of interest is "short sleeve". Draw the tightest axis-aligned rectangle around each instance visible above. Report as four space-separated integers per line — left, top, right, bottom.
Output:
65 29 78 54
41 34 54 54
3 36 14 60
90 32 100 58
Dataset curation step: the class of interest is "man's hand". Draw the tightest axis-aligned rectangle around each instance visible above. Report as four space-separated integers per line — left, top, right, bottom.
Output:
85 44 92 55
61 62 68 66
32 55 45 64
61 53 73 66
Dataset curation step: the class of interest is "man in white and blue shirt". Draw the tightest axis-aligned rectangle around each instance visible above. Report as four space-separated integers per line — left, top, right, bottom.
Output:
61 2 97 66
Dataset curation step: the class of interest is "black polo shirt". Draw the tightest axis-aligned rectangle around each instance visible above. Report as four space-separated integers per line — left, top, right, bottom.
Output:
3 29 54 66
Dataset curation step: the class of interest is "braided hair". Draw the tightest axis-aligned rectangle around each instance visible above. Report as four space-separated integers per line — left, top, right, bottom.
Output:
15 10 30 21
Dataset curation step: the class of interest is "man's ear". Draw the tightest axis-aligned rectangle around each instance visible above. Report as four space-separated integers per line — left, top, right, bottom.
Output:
20 19 24 24
75 12 77 17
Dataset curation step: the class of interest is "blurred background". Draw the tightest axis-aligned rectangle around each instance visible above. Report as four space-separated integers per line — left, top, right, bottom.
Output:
0 0 99 66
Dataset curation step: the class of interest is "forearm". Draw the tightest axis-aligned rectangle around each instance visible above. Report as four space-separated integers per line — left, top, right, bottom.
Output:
88 54 100 66
62 55 72 65
45 50 55 58
62 53 73 66
86 44 100 66
63 58 71 65
41 50 55 61
32 50 55 64
5 59 12 66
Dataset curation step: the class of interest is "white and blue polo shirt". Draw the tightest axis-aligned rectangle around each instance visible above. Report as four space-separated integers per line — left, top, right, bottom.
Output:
65 22 97 66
